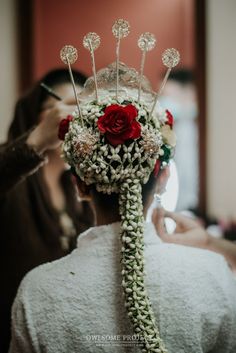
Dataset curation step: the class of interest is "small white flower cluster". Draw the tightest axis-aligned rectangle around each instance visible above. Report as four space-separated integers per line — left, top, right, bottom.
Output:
62 96 173 353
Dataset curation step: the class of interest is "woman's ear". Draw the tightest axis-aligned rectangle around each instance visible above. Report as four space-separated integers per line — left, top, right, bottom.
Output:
155 166 170 195
75 178 92 201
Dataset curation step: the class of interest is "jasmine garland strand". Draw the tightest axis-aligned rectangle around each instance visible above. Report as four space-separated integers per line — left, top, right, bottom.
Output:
119 180 167 353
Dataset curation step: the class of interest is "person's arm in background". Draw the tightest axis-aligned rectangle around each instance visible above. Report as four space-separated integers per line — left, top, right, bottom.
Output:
0 102 75 196
153 208 236 273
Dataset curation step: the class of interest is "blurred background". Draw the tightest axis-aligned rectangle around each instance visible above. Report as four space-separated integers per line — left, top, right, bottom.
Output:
0 0 236 228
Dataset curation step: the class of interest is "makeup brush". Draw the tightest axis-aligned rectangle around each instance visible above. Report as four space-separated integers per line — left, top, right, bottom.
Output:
40 82 62 101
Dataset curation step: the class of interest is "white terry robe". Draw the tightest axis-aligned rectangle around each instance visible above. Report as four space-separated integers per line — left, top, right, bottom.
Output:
9 222 236 353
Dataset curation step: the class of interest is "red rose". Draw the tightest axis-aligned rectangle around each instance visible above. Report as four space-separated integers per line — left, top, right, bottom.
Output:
97 104 141 146
166 109 174 127
58 115 73 140
154 159 161 177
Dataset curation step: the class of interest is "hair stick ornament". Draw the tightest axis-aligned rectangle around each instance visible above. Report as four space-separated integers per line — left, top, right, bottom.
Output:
137 32 156 103
83 32 101 102
112 19 130 100
60 45 84 126
150 48 180 116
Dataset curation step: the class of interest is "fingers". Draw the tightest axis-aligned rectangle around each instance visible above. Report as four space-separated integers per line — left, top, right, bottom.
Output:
54 102 77 115
63 96 77 105
163 210 185 222
163 210 200 230
152 208 170 242
152 207 191 244
152 207 207 247
42 103 77 123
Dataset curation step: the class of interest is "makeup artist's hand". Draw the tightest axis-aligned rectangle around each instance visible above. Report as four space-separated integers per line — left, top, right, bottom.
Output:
153 208 236 273
26 101 76 153
152 208 209 249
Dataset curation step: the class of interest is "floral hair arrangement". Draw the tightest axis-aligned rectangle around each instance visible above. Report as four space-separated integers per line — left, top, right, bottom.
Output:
59 20 180 353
